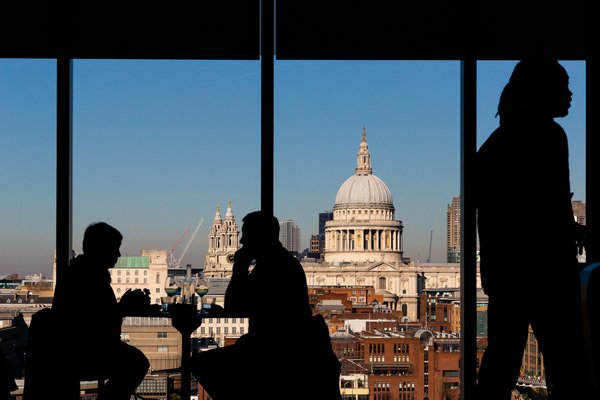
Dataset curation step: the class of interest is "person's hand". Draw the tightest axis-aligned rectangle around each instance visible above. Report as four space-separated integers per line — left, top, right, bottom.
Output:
232 247 253 273
119 288 151 316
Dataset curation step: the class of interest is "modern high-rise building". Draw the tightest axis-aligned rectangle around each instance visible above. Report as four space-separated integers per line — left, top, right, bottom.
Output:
319 211 333 236
318 211 333 254
447 196 461 263
279 219 300 254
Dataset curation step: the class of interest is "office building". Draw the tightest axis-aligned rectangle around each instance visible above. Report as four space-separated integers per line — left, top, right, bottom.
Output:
447 196 461 263
319 211 334 254
279 219 300 254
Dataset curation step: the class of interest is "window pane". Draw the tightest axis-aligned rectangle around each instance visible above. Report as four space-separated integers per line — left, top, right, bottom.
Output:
0 59 56 286
275 60 461 398
275 61 460 264
73 59 260 269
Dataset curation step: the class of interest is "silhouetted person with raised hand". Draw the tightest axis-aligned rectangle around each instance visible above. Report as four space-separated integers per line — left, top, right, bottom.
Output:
26 222 151 400
475 58 592 400
191 211 341 399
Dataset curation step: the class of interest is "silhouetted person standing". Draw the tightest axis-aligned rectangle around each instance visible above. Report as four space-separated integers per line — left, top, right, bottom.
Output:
475 58 592 400
46 222 150 400
191 211 341 399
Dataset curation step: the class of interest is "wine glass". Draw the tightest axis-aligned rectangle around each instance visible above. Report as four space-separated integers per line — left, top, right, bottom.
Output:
195 275 209 310
163 276 180 308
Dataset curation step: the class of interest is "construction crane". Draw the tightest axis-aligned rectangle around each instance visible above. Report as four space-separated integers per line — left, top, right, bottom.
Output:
168 218 204 268
166 228 191 262
426 230 433 263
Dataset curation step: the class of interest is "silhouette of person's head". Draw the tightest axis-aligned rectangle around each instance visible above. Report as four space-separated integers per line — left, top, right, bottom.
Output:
239 211 280 257
82 222 123 268
497 57 572 123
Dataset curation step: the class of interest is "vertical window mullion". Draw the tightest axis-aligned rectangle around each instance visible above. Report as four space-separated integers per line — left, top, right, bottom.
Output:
261 0 275 215
460 58 477 400
55 57 73 287
586 59 599 262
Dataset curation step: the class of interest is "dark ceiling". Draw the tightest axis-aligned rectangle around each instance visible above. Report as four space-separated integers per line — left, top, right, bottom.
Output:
0 1 591 60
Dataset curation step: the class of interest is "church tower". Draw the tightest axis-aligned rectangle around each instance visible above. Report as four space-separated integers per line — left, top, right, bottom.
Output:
204 201 240 278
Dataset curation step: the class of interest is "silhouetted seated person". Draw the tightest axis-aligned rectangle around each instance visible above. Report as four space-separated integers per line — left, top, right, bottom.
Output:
475 58 592 400
25 222 153 400
191 211 341 399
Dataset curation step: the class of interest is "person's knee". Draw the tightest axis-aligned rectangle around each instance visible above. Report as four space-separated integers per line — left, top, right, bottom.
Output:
135 348 150 374
121 344 149 378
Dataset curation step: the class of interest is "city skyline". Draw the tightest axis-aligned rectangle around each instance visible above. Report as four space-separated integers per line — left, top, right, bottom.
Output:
0 59 586 276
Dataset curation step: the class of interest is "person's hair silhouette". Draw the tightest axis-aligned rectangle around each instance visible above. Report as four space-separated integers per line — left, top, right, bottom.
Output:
82 221 123 258
191 211 341 399
475 58 592 400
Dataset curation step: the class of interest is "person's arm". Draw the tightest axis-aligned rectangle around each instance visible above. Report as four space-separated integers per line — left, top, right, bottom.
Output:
224 247 253 316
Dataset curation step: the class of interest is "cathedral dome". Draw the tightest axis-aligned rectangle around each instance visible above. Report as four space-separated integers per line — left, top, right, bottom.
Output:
324 127 403 265
335 174 393 206
333 127 393 208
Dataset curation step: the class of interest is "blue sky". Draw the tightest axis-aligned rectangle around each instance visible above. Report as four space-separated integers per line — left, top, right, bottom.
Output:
0 59 586 277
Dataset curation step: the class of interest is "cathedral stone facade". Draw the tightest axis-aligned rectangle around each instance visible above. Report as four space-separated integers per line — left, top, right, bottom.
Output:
203 201 240 279
324 127 404 264
203 129 480 321
300 128 476 320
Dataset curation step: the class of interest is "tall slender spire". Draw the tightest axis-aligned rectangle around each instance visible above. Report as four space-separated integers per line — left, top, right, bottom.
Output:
213 205 222 223
225 200 234 220
355 126 372 175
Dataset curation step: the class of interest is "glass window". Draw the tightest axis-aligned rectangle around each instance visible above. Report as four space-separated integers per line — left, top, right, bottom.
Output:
72 60 260 268
0 59 56 282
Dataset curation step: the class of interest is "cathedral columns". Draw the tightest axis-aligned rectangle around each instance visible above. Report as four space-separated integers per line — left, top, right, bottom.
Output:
326 227 403 254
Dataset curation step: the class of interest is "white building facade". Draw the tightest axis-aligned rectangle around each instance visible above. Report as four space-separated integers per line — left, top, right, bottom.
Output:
110 249 169 305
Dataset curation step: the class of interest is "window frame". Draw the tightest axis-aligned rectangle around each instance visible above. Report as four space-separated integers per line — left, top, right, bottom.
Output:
1 2 595 400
